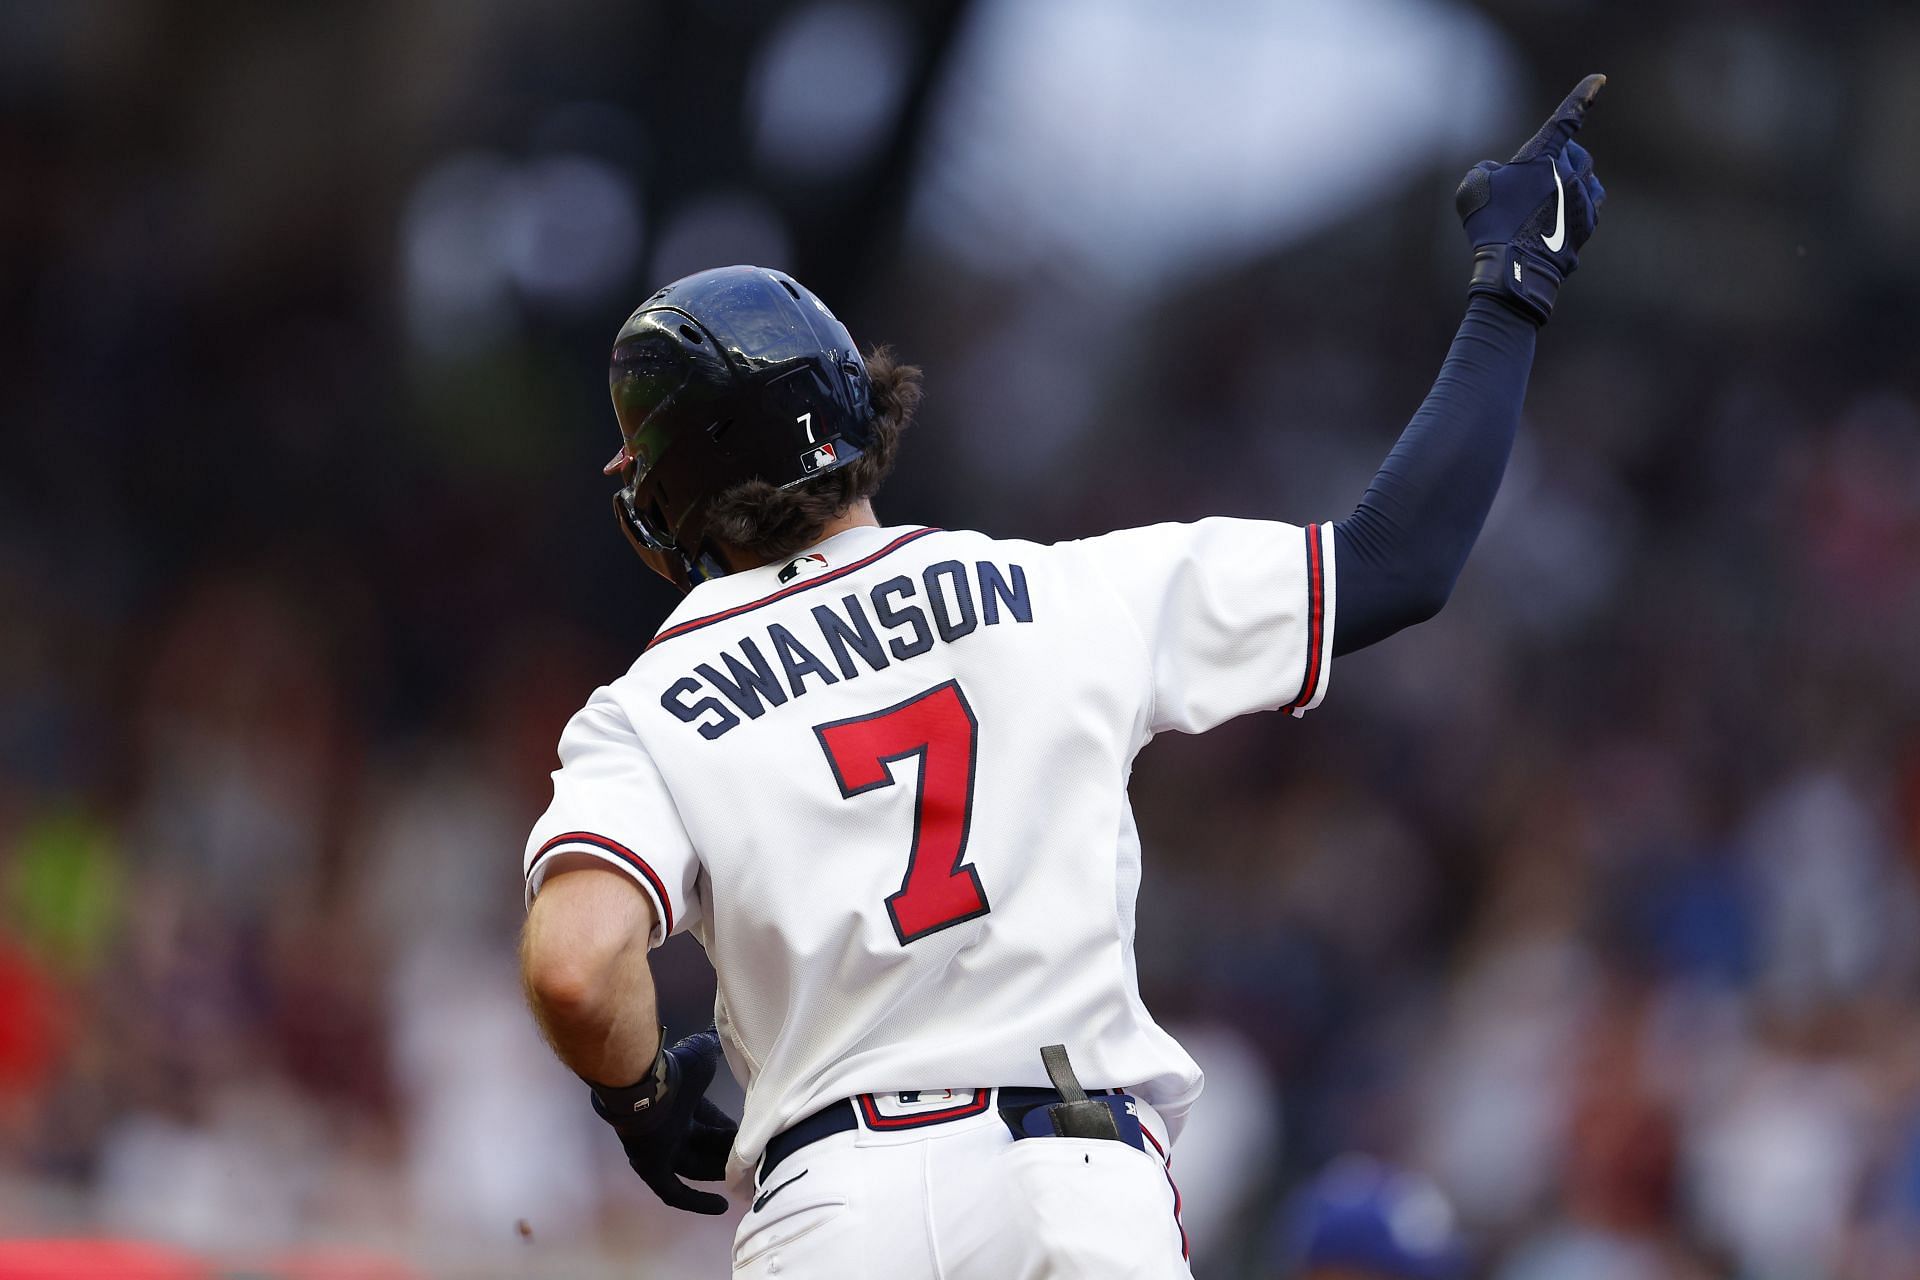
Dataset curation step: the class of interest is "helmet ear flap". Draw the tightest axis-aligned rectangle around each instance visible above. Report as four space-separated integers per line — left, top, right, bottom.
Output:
611 492 731 594
612 492 693 593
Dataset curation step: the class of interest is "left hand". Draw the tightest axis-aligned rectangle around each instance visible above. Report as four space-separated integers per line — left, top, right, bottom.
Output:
1455 74 1609 324
589 1025 739 1215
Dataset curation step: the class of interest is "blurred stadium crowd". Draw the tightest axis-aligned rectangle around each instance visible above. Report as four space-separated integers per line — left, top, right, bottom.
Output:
4 2 1920 1277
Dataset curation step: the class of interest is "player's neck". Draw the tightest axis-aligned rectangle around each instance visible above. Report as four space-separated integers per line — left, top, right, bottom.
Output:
719 500 881 573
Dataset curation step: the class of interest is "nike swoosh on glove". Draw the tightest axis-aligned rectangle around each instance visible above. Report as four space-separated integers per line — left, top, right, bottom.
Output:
1455 73 1608 324
589 1025 739 1214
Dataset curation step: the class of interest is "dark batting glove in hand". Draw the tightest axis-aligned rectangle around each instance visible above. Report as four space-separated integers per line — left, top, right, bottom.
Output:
589 1025 738 1215
1455 74 1608 324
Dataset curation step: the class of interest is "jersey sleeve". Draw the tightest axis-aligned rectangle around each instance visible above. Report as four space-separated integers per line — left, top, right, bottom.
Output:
523 689 701 947
1073 517 1336 735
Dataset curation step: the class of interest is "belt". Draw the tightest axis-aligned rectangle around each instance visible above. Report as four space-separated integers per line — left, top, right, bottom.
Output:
759 1086 1118 1183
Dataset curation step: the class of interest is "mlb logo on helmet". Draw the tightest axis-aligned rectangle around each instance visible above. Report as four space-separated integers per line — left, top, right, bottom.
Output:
800 442 837 474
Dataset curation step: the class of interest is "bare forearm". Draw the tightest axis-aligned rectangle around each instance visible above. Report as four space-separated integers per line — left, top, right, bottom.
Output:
524 931 660 1084
521 863 663 1086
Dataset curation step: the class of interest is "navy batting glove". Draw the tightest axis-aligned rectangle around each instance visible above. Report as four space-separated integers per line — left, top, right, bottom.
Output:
589 1025 738 1215
1455 74 1608 324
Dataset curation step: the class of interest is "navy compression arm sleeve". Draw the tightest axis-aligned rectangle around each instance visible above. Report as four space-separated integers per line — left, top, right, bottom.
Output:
1331 296 1538 656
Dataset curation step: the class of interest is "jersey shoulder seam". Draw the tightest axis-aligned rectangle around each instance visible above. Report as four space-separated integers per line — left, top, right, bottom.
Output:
569 688 709 929
1060 535 1160 737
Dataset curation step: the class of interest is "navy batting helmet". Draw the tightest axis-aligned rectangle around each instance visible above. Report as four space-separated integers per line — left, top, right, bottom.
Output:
604 265 876 592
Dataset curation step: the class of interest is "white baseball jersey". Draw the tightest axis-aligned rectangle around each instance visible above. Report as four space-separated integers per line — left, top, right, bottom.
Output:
524 519 1335 1179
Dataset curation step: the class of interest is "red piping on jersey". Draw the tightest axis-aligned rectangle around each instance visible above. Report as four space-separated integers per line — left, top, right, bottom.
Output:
529 832 674 936
645 527 943 651
1287 523 1327 712
1140 1124 1190 1260
855 1089 992 1130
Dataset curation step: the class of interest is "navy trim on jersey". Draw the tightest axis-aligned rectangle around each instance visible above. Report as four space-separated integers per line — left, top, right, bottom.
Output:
1140 1124 1190 1260
646 527 943 652
528 832 675 936
855 1089 992 1130
1286 523 1327 713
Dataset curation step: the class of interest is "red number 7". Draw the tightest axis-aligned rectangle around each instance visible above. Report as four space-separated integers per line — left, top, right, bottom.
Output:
813 681 991 945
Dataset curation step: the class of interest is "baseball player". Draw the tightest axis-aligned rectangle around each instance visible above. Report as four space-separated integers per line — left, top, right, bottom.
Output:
519 77 1607 1277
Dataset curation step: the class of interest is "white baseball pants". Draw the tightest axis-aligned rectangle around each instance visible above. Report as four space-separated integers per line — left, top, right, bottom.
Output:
731 1091 1192 1278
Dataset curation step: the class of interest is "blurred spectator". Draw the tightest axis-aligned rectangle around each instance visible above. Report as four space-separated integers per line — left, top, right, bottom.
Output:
1273 1155 1466 1280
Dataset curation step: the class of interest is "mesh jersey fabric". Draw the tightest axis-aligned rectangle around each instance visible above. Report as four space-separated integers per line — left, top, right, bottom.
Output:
525 520 1335 1180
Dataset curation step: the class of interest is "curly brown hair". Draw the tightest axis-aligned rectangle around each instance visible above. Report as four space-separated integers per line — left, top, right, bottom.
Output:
703 346 922 563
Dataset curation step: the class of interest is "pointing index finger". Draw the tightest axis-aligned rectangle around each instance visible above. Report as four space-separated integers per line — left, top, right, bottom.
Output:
1511 73 1607 163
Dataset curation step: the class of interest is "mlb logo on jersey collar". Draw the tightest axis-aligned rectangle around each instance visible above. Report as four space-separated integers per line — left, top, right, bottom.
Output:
778 552 830 584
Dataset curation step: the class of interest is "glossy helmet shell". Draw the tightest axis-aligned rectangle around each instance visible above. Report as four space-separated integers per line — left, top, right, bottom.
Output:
605 265 875 592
